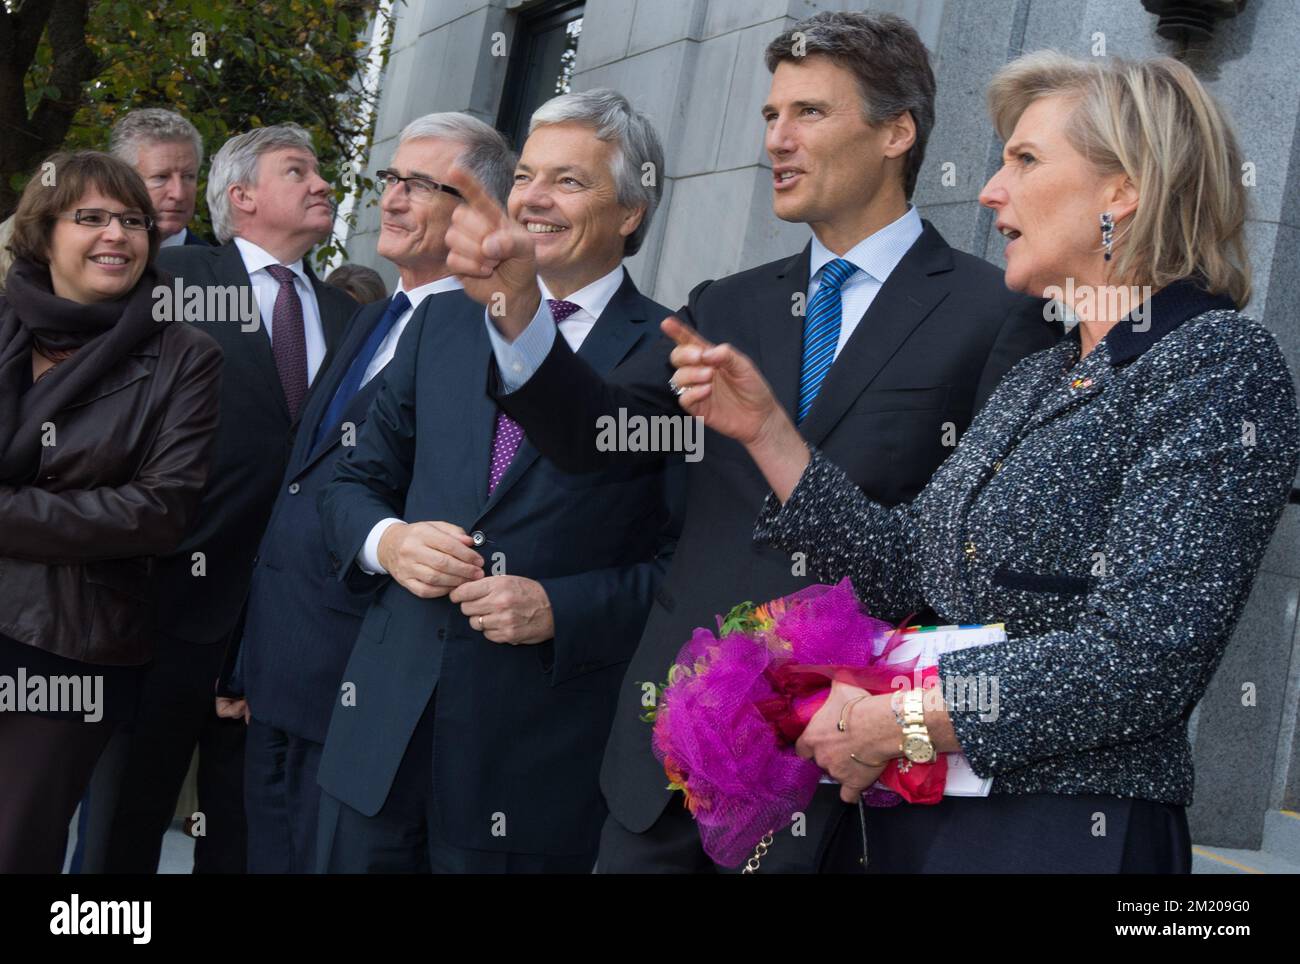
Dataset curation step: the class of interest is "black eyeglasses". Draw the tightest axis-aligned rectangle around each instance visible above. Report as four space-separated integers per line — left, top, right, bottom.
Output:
374 170 463 202
57 208 155 231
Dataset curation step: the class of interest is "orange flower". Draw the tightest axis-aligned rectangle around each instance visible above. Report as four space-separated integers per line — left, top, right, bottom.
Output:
664 757 706 815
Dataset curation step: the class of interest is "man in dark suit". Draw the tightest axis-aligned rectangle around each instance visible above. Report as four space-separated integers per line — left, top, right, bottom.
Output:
98 124 357 873
444 11 1061 872
315 89 679 872
232 113 516 874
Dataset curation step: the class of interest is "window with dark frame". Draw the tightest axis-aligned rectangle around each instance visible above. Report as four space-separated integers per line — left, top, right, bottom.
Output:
496 2 585 149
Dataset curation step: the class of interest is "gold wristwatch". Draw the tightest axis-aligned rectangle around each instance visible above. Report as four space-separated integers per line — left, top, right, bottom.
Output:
900 688 935 764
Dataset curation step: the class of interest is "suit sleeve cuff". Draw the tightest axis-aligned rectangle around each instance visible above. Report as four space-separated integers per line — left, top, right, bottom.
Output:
485 300 557 393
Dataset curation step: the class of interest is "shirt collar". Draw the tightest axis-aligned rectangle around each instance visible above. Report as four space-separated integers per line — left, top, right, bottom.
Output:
234 236 308 284
159 229 187 248
395 274 462 312
1102 278 1236 365
539 264 625 322
809 205 923 286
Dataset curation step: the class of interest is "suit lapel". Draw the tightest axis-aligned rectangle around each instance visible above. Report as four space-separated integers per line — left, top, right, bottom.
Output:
477 273 650 517
294 300 386 477
573 272 649 375
309 264 351 353
756 245 812 421
799 223 953 446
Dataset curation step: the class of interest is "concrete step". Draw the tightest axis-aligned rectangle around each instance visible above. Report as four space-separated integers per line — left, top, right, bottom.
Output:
1261 809 1300 863
1193 843 1300 874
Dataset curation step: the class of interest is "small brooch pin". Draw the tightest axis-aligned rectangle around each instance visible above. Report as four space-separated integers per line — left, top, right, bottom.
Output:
1071 377 1094 390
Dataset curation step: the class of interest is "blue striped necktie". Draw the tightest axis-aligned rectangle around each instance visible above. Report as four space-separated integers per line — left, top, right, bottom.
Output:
797 257 857 423
312 290 410 449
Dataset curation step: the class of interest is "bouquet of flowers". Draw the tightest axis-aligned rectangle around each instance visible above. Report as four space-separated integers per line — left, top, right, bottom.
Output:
647 578 946 867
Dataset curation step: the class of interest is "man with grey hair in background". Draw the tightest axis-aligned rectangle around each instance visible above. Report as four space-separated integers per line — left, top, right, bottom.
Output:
109 107 210 247
314 88 680 872
98 123 357 873
229 113 513 873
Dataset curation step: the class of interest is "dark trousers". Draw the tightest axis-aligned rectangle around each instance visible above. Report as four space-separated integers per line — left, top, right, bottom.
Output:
98 632 247 873
317 694 596 874
819 792 1192 873
596 783 849 873
0 713 114 873
68 726 132 873
244 718 324 874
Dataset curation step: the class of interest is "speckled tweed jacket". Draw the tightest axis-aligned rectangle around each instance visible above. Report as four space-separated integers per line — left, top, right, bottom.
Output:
755 280 1300 806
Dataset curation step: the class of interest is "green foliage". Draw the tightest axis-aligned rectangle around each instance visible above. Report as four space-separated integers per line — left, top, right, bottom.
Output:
18 0 398 270
718 600 762 638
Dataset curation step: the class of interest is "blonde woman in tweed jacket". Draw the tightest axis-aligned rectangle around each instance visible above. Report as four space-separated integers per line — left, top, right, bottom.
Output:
664 52 1300 873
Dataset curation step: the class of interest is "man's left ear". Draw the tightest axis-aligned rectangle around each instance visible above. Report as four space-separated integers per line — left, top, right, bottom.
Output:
619 205 646 239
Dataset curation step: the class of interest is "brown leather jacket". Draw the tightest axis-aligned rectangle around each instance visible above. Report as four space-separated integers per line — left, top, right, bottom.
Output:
0 313 222 666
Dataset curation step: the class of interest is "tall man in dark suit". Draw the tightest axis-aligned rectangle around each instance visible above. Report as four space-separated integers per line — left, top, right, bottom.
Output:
444 11 1061 872
316 89 679 872
233 113 516 874
99 124 357 873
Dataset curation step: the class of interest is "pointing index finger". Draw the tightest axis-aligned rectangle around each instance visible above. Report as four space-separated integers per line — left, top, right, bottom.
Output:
660 315 714 352
443 163 506 224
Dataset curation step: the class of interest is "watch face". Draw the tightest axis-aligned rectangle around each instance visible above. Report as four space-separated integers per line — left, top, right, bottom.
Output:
904 735 935 763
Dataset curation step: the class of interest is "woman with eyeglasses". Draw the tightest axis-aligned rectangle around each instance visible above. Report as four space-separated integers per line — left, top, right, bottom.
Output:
0 151 222 872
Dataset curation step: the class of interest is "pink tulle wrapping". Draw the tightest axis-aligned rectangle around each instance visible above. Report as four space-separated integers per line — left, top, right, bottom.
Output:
651 579 921 867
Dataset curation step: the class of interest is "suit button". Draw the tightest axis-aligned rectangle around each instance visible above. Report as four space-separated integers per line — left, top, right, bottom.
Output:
288 482 301 495
964 541 977 561
437 628 447 640
992 460 1003 473
470 530 486 547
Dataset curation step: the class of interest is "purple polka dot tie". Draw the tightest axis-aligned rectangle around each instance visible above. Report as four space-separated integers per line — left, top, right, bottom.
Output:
486 299 581 495
265 264 309 421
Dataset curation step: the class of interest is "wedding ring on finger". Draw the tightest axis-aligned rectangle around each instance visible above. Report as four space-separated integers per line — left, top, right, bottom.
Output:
474 615 483 631
668 378 686 398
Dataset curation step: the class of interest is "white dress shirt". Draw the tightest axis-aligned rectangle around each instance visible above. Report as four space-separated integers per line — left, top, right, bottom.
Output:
539 264 626 352
159 229 187 248
234 236 328 385
360 274 464 386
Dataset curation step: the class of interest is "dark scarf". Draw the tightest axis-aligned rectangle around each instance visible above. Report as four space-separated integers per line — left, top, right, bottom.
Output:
0 257 171 484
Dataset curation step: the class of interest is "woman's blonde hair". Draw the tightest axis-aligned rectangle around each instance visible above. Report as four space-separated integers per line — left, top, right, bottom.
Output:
988 50 1250 307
